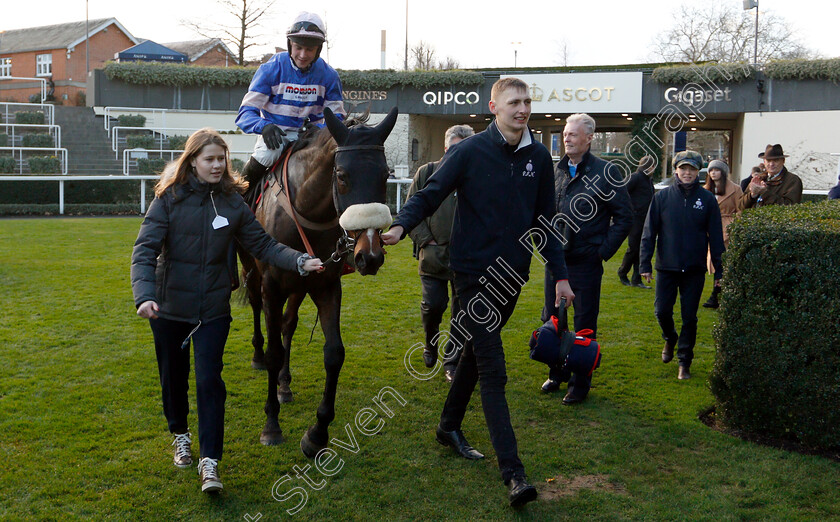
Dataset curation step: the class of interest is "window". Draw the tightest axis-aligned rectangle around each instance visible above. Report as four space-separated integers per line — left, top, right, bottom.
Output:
36 54 52 76
0 58 11 78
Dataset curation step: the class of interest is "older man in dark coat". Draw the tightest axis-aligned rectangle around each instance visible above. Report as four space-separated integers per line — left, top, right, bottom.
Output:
737 144 802 210
541 113 633 404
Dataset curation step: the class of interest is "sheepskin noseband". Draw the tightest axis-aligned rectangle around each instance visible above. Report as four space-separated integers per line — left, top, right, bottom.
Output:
339 202 393 230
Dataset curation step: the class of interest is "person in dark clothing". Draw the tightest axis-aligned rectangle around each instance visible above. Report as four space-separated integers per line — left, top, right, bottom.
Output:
131 129 323 493
406 124 475 383
382 78 574 508
540 113 634 404
640 150 724 380
828 173 840 200
618 155 657 289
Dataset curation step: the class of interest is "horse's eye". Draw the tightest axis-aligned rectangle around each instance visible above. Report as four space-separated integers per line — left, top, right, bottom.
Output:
335 170 347 182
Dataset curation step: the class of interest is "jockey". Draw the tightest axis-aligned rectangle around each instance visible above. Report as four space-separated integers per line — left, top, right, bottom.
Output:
236 11 346 185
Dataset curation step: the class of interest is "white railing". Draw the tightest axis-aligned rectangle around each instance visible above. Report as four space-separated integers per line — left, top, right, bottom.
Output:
0 77 48 102
0 146 68 175
0 102 55 126
0 176 413 215
111 126 227 159
104 106 169 134
121 148 253 176
0 123 61 148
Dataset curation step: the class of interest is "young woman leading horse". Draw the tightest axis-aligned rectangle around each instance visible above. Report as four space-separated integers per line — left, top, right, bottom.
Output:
130 128 324 494
239 107 398 457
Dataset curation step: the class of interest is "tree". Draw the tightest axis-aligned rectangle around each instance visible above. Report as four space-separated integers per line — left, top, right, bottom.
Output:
650 0 814 64
182 0 277 66
409 41 460 70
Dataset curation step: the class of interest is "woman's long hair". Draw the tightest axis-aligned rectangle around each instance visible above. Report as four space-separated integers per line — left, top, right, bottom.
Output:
704 169 727 195
154 128 247 198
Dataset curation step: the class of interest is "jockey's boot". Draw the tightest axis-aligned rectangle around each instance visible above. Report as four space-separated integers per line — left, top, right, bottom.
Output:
240 157 271 186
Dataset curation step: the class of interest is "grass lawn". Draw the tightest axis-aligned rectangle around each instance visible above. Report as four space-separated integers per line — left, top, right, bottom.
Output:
0 217 838 521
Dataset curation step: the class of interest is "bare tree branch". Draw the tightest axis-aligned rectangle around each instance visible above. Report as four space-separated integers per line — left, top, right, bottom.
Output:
650 0 815 64
180 0 278 65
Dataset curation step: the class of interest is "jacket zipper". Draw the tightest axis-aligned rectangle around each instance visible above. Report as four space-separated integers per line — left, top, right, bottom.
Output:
197 190 210 322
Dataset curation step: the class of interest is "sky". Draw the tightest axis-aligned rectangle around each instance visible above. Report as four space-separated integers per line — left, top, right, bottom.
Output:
1 0 838 69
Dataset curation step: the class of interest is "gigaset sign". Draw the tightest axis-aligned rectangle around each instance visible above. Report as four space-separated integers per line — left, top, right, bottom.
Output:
422 91 480 106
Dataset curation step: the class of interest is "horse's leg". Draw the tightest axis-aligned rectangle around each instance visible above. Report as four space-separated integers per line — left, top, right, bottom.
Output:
260 275 289 446
277 292 305 403
239 248 266 370
300 279 344 458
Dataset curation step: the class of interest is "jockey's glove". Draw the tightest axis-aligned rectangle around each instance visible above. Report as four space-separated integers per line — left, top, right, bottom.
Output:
261 124 286 150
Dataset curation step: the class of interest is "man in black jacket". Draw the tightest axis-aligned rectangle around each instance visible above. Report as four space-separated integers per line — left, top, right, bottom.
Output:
406 124 475 383
382 78 574 507
640 150 724 380
540 113 633 404
618 155 656 289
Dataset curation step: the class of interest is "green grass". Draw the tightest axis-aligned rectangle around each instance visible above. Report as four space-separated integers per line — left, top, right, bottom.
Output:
0 217 838 520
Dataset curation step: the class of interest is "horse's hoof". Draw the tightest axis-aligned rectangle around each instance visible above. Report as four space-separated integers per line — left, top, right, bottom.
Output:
251 359 267 370
278 383 294 403
300 430 327 459
260 429 285 446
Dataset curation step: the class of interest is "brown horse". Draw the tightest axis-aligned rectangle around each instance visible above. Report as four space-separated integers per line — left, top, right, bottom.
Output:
238 107 397 457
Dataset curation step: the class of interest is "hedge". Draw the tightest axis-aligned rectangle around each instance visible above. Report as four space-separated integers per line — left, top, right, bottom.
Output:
0 203 141 216
127 135 155 149
0 134 7 147
167 135 188 150
22 133 53 148
102 61 485 90
651 57 840 84
709 201 840 450
27 156 60 174
231 158 244 174
15 111 45 125
137 158 167 175
0 156 16 173
117 114 147 127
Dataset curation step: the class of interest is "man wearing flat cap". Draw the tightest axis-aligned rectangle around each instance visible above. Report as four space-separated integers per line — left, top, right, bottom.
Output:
737 144 803 210
640 150 724 380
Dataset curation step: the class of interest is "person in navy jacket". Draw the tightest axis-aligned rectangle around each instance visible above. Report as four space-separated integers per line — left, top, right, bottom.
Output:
382 78 574 508
640 150 725 380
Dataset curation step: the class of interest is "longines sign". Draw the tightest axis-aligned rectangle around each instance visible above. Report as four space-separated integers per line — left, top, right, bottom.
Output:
503 72 643 113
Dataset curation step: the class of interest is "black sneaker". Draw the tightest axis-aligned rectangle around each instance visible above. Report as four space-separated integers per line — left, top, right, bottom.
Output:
172 432 192 468
198 457 223 493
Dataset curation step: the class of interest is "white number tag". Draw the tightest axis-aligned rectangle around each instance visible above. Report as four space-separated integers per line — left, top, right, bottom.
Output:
212 215 229 230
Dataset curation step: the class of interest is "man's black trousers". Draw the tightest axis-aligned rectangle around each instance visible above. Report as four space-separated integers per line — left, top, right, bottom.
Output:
440 272 524 482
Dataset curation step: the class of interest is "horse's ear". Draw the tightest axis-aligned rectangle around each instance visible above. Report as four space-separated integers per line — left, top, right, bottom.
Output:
375 107 399 141
324 107 349 145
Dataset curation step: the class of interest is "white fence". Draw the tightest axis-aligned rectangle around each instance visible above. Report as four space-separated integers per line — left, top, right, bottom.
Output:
0 175 412 215
0 123 61 147
0 146 68 174
0 77 48 103
0 102 55 126
103 106 169 134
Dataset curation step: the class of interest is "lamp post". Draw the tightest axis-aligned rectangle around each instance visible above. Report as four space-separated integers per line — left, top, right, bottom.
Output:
743 0 759 65
511 41 522 68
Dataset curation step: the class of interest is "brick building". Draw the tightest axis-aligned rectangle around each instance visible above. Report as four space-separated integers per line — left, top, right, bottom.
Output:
164 39 238 67
0 18 137 105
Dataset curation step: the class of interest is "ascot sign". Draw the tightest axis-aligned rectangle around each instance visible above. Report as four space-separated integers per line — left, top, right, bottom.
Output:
503 72 643 113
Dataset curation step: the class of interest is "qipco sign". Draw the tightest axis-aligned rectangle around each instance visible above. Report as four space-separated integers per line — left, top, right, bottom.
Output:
423 91 481 106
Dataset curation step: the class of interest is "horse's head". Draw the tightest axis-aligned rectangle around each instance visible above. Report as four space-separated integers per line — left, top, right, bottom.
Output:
324 106 398 276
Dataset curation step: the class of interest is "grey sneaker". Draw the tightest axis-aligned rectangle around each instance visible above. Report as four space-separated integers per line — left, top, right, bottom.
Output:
172 432 192 468
198 457 223 493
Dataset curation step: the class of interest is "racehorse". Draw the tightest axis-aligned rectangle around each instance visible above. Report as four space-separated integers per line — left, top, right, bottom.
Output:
238 107 397 457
